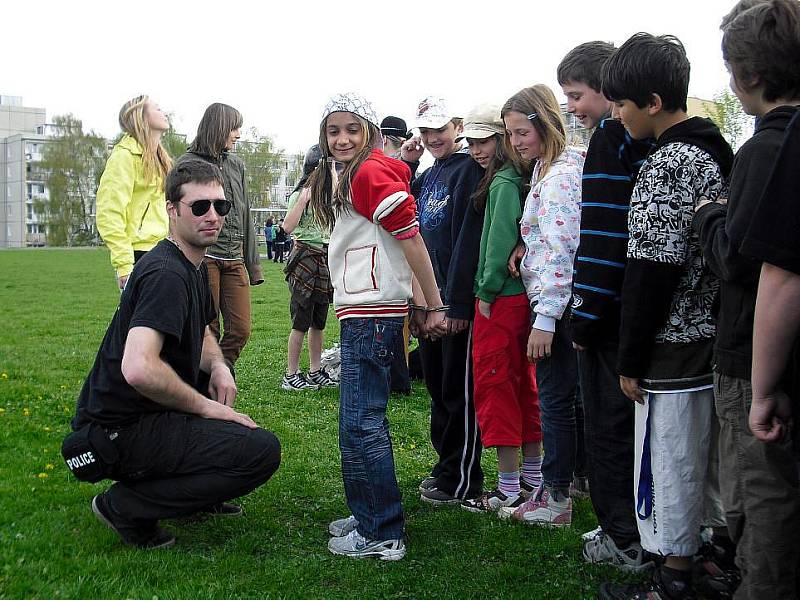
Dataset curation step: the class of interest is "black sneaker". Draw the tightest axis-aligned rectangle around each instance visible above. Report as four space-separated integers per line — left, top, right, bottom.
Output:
693 536 740 599
92 493 175 550
418 476 437 492
202 502 243 517
307 369 338 388
600 566 696 600
420 486 460 506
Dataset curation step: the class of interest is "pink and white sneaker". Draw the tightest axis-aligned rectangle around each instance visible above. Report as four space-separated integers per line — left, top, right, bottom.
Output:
498 486 572 526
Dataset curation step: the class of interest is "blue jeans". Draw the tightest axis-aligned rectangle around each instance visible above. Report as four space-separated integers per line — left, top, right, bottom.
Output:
338 317 405 541
535 318 578 492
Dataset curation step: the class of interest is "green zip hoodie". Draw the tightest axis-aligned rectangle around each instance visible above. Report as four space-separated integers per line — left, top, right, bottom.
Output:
474 163 526 302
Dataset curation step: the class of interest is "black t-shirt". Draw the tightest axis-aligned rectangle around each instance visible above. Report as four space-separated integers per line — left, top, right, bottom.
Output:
741 108 800 274
73 240 216 428
740 108 800 442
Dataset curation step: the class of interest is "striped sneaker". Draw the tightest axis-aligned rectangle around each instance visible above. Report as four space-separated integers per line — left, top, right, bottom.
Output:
307 369 338 388
281 372 319 391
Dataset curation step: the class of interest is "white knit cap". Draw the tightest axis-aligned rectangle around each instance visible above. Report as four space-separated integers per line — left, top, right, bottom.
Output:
321 93 380 128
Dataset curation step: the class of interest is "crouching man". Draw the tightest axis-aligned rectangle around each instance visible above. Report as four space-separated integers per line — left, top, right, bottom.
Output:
63 158 280 549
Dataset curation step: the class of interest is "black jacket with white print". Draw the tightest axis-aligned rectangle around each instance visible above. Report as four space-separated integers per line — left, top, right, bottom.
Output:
617 117 733 392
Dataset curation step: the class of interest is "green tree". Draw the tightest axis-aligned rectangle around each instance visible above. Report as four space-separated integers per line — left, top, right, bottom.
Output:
706 88 750 149
162 128 187 161
234 127 284 207
34 115 109 246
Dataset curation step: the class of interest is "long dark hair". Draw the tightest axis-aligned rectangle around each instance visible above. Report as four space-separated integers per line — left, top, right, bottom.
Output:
471 134 514 212
305 115 380 232
188 103 244 159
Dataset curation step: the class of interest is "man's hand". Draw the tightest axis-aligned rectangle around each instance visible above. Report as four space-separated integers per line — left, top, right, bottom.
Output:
400 136 424 163
118 274 129 291
208 362 237 407
620 376 645 404
201 399 258 429
750 389 793 443
527 328 553 363
508 244 526 278
477 300 492 319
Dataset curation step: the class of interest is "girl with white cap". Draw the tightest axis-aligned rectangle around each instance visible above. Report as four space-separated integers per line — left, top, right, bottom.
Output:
305 93 445 560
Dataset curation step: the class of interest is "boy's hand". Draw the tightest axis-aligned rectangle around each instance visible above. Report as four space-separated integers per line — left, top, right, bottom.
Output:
425 311 447 339
508 244 526 278
401 136 424 163
409 308 426 338
750 389 793 443
446 317 469 336
477 300 492 319
620 376 645 404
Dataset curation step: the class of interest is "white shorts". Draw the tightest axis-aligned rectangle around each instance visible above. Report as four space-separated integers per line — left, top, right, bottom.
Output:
634 389 721 557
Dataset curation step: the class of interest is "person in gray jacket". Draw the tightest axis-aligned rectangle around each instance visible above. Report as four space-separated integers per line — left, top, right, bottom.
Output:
178 103 263 368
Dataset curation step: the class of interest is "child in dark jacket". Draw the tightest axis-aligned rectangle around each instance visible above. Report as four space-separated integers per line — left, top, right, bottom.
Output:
403 96 485 505
693 2 800 597
558 40 654 572
599 33 734 600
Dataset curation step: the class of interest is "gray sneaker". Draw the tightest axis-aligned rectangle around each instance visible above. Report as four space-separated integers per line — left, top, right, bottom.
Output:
583 534 654 572
328 515 358 537
327 529 406 561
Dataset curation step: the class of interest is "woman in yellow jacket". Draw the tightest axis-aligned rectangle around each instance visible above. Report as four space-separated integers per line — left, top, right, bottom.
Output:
96 95 173 290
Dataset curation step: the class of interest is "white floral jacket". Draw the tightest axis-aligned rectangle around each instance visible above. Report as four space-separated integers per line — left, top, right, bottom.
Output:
520 146 585 331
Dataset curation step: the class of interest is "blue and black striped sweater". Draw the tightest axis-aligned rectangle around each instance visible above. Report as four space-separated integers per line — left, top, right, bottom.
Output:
570 118 652 348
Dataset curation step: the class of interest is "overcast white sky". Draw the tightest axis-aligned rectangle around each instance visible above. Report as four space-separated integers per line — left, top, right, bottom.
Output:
6 0 736 154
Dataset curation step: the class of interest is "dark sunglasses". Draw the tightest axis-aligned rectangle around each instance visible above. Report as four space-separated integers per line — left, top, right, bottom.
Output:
179 199 232 217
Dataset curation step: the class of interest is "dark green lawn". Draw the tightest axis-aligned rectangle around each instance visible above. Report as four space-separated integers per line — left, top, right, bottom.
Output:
0 248 635 599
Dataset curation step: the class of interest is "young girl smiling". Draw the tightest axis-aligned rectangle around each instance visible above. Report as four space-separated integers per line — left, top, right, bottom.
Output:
499 85 585 527
307 93 444 560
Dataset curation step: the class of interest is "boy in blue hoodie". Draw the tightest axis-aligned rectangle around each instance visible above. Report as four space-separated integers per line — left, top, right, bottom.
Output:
402 96 484 504
598 34 733 600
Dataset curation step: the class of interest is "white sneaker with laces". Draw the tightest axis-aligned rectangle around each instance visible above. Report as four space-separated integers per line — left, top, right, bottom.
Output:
582 534 654 572
327 529 406 561
582 525 603 542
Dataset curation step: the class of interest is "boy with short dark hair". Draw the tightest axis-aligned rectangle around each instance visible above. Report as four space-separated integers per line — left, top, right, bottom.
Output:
693 1 800 596
557 40 654 572
598 33 734 600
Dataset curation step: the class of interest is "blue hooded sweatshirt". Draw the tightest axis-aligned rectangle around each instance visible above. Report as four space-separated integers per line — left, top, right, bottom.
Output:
412 148 484 320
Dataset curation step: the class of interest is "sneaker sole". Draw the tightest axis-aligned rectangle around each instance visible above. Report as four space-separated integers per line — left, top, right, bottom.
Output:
281 383 318 391
419 494 460 507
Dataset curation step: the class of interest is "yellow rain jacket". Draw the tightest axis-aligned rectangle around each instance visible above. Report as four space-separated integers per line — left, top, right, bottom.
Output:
96 134 168 277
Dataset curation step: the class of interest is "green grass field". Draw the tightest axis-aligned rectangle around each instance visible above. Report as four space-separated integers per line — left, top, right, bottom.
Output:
0 248 636 599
